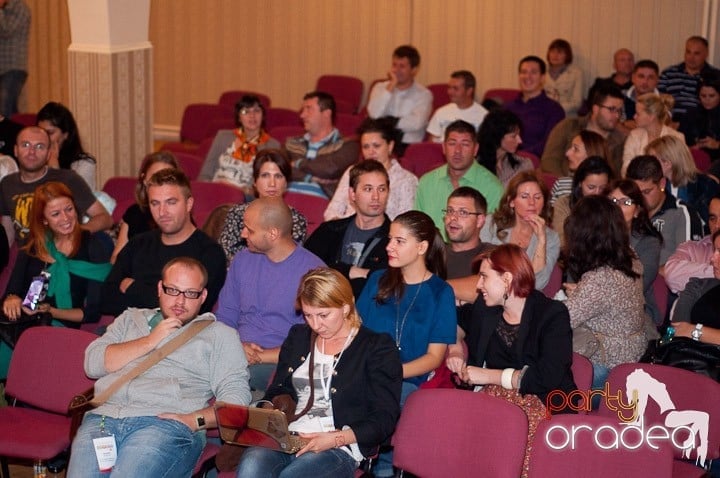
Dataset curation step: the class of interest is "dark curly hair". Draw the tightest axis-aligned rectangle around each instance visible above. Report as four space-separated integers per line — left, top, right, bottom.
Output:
477 109 522 176
563 195 639 281
568 156 614 208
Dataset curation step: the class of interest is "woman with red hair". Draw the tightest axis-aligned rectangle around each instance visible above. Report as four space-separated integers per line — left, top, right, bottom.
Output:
446 243 576 477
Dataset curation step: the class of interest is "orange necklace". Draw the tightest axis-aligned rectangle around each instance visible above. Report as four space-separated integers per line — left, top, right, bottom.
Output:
231 128 270 163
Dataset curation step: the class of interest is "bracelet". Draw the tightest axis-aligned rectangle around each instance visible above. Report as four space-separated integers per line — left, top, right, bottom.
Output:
501 368 514 390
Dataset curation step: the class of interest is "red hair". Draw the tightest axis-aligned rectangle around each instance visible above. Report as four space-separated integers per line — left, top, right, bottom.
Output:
480 244 535 298
24 182 81 259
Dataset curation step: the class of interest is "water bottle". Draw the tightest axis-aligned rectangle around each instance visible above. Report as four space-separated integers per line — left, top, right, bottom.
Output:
33 459 47 478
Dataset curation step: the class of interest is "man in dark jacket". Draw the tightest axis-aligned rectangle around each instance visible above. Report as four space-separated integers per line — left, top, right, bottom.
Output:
305 160 391 297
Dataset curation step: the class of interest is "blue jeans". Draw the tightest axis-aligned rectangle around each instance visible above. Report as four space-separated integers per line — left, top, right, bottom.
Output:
0 70 27 117
374 381 418 478
236 446 357 478
250 363 276 392
591 363 611 410
67 414 205 478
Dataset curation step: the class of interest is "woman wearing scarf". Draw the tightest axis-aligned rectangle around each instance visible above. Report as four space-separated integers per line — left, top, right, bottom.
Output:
2 181 111 326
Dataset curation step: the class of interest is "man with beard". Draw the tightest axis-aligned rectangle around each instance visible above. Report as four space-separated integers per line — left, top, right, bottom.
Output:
215 197 324 391
101 168 226 316
541 84 628 175
443 187 494 279
305 159 391 297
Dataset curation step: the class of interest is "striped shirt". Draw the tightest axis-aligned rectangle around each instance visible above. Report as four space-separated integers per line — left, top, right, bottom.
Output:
658 62 719 117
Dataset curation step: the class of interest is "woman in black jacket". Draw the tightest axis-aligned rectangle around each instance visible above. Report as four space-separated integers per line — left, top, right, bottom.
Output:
236 267 402 478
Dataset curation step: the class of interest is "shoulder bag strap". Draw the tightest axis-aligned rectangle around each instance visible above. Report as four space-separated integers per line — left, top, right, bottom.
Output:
90 319 213 407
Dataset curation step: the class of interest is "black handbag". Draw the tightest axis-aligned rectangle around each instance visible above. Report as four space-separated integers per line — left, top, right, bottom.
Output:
640 337 720 382
0 312 52 349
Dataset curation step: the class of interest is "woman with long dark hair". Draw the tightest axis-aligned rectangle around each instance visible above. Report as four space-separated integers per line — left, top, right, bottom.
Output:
607 179 663 325
476 109 534 186
563 195 654 387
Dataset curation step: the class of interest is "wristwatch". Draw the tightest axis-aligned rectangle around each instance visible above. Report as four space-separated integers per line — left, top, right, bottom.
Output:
691 323 704 342
195 415 206 430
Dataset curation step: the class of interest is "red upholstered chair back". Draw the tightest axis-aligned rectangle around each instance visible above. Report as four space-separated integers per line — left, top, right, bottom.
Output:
217 90 271 109
653 275 670 323
541 263 562 298
5 326 96 414
316 75 364 114
335 113 363 138
571 352 593 392
190 180 245 228
102 176 137 223
597 363 720 462
179 103 234 144
482 88 521 106
690 147 711 172
399 142 445 178
392 389 528 478
173 151 204 180
265 107 301 131
427 83 450 113
0 242 18 298
283 192 328 236
529 414 673 477
516 150 540 168
358 78 387 118
539 171 558 192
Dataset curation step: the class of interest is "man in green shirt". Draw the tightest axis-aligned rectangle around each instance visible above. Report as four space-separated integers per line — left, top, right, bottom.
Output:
414 120 503 239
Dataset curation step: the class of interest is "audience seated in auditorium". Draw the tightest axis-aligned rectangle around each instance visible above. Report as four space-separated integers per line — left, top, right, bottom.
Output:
111 151 179 263
664 193 720 293
305 160 390 298
68 257 251 478
476 109 534 187
586 48 635 109
621 93 684 175
549 130 608 204
552 156 613 247
415 120 503 238
236 268 402 478
0 182 111 377
480 170 559 290
444 187 494 280
505 55 565 157
541 84 626 176
366 45 433 150
0 126 112 246
285 91 359 198
216 198 324 391
622 60 660 128
646 135 719 227
219 149 307 263
625 155 703 266
544 38 584 116
447 244 577 477
101 168 226 316
324 117 416 220
197 94 280 197
670 229 720 342
607 179 663 325
659 35 720 133
36 101 97 190
426 70 488 142
562 195 657 389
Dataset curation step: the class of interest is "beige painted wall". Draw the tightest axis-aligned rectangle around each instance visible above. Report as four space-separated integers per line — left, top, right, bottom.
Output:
22 0 712 134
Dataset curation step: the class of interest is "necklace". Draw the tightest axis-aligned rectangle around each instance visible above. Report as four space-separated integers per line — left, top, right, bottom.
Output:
395 272 428 350
319 328 356 401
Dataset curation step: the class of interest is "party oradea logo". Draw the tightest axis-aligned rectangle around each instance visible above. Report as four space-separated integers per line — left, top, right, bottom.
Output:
543 368 709 465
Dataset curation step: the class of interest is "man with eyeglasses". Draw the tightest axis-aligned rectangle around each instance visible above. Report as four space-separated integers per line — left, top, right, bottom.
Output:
0 126 112 246
305 160 391 298
443 187 493 280
626 155 703 268
541 84 628 176
68 256 250 478
102 168 226 317
216 197 324 391
415 120 503 239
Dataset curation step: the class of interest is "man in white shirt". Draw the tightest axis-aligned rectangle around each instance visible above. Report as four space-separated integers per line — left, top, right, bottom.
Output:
426 70 488 143
366 45 432 150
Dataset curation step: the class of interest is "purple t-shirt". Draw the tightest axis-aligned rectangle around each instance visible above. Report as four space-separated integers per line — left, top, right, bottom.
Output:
505 91 565 157
215 245 325 348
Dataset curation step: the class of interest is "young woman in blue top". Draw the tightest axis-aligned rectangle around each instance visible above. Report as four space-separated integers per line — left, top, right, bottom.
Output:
357 210 456 398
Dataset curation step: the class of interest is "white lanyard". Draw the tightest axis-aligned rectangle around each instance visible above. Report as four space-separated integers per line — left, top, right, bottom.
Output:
319 328 355 401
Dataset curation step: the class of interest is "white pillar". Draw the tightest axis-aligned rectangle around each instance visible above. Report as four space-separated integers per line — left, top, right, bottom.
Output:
66 0 152 186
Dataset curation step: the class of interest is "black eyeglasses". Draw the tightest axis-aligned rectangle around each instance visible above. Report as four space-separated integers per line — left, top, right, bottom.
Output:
443 208 484 219
610 197 634 207
598 104 623 115
161 283 203 299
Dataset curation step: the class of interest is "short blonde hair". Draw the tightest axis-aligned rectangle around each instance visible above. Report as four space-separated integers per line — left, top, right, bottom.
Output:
636 93 674 125
296 267 362 328
645 135 698 187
